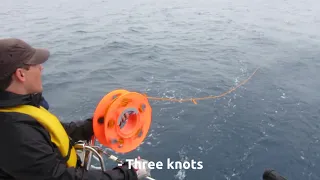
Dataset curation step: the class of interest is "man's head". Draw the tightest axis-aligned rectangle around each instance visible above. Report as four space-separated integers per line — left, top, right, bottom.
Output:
0 38 50 94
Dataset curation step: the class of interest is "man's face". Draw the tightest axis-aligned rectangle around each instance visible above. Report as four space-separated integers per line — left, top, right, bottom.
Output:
24 64 44 93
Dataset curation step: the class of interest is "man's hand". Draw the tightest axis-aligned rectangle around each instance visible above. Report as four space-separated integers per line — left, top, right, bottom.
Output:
131 156 151 179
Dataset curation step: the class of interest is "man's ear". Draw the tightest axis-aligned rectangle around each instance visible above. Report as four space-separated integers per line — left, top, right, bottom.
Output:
13 68 26 82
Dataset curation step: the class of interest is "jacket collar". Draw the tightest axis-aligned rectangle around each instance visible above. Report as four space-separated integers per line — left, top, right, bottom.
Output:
0 90 43 108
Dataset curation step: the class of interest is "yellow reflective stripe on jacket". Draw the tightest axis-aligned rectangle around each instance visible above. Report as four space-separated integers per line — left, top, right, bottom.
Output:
0 105 77 167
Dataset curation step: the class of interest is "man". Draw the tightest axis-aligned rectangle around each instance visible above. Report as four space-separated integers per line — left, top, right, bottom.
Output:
0 38 151 180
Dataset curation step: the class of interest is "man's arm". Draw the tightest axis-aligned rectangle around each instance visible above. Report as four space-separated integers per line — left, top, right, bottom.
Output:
61 118 94 142
61 115 129 142
0 123 138 180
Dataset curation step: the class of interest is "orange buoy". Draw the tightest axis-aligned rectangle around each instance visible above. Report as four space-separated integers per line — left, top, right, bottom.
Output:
92 89 152 153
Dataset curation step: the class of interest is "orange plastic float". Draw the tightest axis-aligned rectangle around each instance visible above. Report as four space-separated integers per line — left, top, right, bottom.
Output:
92 89 152 153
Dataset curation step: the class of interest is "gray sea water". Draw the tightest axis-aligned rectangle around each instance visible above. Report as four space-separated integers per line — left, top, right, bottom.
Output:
1 0 320 179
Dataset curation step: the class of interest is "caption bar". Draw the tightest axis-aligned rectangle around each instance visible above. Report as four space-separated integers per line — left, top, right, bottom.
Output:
119 158 203 170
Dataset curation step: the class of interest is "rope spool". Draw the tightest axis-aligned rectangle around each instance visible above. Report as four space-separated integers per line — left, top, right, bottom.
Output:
93 89 152 153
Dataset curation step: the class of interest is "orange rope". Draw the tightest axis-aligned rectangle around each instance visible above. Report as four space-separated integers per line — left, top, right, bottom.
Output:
144 67 260 104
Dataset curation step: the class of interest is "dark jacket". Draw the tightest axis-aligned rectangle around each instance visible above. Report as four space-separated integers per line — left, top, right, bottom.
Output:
0 90 138 180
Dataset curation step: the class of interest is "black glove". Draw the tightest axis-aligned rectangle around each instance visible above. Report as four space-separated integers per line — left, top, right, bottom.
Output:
83 117 94 141
263 169 287 180
62 117 94 142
